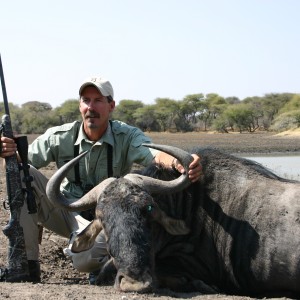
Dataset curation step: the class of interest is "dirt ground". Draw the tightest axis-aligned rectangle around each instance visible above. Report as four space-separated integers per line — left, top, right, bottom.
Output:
0 131 299 300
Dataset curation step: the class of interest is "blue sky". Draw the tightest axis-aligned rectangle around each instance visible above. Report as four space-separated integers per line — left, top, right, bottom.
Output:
1 0 299 108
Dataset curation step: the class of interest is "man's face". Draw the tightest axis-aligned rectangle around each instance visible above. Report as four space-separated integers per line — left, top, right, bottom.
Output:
79 86 115 130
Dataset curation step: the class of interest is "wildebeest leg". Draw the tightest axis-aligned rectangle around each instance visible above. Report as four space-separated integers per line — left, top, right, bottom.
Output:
156 248 218 293
95 257 117 285
157 274 217 293
71 219 103 253
157 274 189 291
190 280 219 294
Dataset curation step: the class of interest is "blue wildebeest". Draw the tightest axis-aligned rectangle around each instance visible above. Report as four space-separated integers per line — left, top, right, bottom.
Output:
46 144 300 298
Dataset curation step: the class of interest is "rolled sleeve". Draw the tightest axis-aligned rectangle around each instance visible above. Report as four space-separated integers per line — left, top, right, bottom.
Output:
28 122 78 169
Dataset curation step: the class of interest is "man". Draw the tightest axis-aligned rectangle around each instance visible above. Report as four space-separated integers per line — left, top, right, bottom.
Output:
0 76 202 283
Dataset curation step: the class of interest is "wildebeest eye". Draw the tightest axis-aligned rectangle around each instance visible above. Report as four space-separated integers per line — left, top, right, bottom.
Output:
146 204 154 213
141 205 154 216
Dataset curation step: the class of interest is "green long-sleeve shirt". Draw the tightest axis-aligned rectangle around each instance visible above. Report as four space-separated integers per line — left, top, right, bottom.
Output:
28 120 158 198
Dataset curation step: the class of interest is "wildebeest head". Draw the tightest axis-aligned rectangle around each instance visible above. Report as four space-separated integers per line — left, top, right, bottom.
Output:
46 144 193 292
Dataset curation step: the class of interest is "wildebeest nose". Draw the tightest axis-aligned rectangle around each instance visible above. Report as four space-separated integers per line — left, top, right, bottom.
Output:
115 271 153 293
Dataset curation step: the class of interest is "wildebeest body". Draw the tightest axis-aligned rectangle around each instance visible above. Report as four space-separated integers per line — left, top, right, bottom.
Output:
135 148 300 297
46 145 300 297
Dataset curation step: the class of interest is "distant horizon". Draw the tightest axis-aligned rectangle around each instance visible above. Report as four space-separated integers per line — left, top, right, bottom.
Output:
2 91 298 109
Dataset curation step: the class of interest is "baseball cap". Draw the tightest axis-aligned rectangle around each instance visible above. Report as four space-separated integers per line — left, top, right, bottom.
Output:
79 76 114 99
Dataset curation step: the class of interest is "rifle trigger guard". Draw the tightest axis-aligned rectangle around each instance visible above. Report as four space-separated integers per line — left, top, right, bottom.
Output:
22 174 34 184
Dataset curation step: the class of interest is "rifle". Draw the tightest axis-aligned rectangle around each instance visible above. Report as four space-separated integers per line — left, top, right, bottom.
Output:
0 54 36 281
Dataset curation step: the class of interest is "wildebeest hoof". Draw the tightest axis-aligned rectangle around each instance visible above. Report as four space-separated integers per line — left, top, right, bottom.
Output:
95 258 117 285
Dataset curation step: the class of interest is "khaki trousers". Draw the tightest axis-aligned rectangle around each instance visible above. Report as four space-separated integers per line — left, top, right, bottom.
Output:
19 165 107 272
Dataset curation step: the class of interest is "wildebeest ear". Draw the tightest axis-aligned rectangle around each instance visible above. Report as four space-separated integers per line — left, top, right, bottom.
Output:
71 219 103 253
151 205 190 235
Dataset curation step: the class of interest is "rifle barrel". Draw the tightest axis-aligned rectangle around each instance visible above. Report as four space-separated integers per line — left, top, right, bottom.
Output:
0 54 10 115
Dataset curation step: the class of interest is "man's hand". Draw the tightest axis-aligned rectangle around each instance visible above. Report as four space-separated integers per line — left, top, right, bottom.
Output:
173 154 202 183
0 136 17 158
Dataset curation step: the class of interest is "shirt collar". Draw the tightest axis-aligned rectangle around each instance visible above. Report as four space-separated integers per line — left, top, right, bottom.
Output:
74 121 114 147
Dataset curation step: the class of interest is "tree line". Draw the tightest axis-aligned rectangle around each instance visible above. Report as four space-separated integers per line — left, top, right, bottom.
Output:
0 93 299 134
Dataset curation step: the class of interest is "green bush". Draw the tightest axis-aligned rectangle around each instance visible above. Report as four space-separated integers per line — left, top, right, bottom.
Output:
270 110 300 131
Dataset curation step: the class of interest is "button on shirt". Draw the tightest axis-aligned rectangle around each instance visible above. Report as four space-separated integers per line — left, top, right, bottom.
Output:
28 120 158 199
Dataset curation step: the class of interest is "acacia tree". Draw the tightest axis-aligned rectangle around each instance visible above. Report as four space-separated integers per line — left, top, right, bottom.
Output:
55 99 81 124
20 101 58 133
261 93 293 125
205 93 227 119
279 94 300 113
112 100 144 126
133 105 160 132
181 94 205 122
271 94 300 130
225 96 241 105
179 94 205 131
195 94 227 131
223 103 259 133
243 97 265 129
282 94 300 128
212 115 230 133
153 98 179 132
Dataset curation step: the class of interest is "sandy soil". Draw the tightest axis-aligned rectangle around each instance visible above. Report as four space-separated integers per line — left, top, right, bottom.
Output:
0 131 299 300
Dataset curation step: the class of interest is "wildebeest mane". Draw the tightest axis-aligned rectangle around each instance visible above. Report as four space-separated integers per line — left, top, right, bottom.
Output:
191 147 295 183
133 162 197 225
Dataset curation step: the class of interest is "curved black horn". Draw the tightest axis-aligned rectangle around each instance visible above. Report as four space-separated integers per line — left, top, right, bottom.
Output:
46 150 116 211
124 143 194 194
143 143 193 171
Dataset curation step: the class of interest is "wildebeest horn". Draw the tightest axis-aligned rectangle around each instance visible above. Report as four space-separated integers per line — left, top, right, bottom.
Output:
46 150 117 211
46 143 193 211
124 143 194 194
